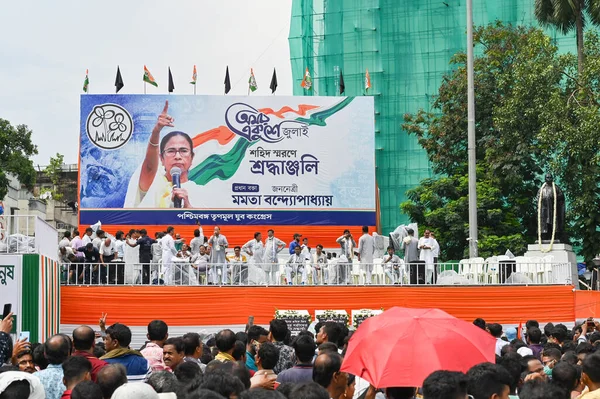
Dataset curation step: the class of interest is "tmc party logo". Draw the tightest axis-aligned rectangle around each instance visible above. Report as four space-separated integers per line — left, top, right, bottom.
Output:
86 103 134 150
225 103 309 144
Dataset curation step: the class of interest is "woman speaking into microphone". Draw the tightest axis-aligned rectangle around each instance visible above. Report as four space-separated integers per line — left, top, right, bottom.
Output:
124 100 199 208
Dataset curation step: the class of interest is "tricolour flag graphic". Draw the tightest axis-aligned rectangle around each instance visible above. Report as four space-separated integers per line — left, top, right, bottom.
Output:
190 65 197 85
365 68 371 91
248 68 258 92
301 67 312 90
143 65 158 87
83 69 89 93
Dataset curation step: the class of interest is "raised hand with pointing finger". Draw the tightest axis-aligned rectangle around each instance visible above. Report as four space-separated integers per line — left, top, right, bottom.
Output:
156 100 175 130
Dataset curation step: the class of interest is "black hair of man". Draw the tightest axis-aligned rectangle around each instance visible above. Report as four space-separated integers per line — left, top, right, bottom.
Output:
73 325 96 351
164 337 185 354
45 334 71 365
248 325 269 342
528 327 542 344
269 319 289 342
498 353 524 396
147 320 169 341
276 382 297 399
314 322 323 336
518 380 566 399
511 339 527 351
32 343 48 370
472 318 486 330
217 361 251 390
385 387 417 399
0 380 30 399
147 370 179 393
467 362 512 399
576 342 595 355
200 369 245 399
545 323 555 337
167 226 175 234
590 332 600 345
96 363 128 399
562 341 576 354
106 323 132 348
543 348 562 362
487 323 503 338
215 329 237 353
183 332 202 357
362 226 369 233
241 388 287 399
545 342 562 352
526 320 540 329
551 361 578 393
422 370 468 399
562 351 579 365
174 361 202 385
318 342 339 354
294 334 317 363
258 342 280 370
194 229 201 237
313 352 343 389
181 388 227 399
93 343 106 359
289 382 329 399
501 344 515 357
62 355 92 386
582 352 600 383
236 331 248 345
72 380 103 399
233 340 246 361
321 321 343 345
0 365 19 374
550 328 567 344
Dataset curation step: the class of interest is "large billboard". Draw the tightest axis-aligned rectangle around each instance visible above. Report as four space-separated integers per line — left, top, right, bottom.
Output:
79 95 375 227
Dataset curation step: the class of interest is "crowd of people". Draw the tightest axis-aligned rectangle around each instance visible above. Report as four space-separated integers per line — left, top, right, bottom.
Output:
2 309 600 399
57 225 442 286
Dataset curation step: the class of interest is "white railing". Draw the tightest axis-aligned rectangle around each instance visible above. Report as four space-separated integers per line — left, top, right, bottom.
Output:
59 260 573 287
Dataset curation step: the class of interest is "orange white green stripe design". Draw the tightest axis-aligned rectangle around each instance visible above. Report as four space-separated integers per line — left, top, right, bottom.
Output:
143 65 158 87
301 67 312 90
365 68 371 91
248 68 258 92
190 65 197 85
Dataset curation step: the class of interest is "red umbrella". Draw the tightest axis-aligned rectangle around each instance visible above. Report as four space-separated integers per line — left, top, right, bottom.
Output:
341 307 496 387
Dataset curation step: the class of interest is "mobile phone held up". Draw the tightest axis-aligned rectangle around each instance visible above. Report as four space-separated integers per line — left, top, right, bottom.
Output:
2 304 11 320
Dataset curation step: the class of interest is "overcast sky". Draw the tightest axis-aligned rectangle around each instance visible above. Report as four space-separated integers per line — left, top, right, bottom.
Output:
0 0 293 165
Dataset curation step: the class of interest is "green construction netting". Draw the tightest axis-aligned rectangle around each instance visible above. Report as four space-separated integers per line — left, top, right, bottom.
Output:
289 0 577 235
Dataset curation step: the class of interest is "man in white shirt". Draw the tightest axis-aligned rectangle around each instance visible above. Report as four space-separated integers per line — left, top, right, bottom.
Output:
312 244 328 285
328 253 339 285
161 227 178 285
242 232 265 266
227 246 248 285
189 226 204 256
191 245 210 284
357 226 375 285
264 229 286 285
418 229 435 284
301 238 311 261
286 245 307 285
336 229 356 285
81 227 94 247
99 238 116 284
430 232 440 284
92 230 106 251
208 226 229 285
59 231 71 249
383 246 402 284
70 230 84 257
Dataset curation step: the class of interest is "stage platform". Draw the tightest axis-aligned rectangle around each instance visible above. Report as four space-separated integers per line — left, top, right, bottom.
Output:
60 285 600 329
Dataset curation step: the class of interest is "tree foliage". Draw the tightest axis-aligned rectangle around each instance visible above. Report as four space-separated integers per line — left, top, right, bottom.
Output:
401 23 562 260
42 153 65 201
0 119 38 200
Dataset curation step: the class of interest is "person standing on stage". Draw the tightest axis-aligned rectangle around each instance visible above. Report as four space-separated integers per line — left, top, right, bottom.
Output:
418 229 435 284
358 226 375 285
289 233 302 255
312 244 328 285
402 228 419 266
264 229 286 285
242 232 265 265
208 226 229 285
286 245 307 285
128 229 156 285
430 231 440 284
336 229 356 285
161 227 178 285
189 225 204 256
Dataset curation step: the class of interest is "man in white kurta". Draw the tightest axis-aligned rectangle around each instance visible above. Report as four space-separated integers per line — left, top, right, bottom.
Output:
358 226 375 285
242 233 265 265
208 227 229 285
161 228 178 285
263 230 286 285
336 230 357 285
418 229 434 284
286 246 307 285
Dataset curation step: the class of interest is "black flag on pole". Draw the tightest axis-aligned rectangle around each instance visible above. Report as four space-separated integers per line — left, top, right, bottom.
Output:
224 66 231 94
115 66 124 93
168 67 175 93
270 68 278 94
339 70 345 95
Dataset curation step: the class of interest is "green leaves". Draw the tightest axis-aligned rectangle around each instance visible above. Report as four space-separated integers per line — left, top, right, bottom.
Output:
0 119 37 199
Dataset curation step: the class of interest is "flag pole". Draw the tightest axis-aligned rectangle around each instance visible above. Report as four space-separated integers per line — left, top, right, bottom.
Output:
144 81 147 95
194 83 196 95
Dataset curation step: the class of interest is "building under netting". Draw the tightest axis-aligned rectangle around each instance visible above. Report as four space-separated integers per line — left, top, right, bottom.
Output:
288 0 577 235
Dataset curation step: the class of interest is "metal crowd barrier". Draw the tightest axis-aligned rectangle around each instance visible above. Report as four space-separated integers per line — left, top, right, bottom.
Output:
59 260 573 286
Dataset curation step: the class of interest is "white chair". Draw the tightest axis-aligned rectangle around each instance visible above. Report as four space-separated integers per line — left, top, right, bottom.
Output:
458 259 471 279
351 261 361 284
470 257 486 283
485 256 498 284
372 258 384 284
515 256 535 282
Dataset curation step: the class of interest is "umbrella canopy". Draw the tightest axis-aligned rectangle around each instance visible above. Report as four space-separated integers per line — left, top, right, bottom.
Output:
341 307 496 387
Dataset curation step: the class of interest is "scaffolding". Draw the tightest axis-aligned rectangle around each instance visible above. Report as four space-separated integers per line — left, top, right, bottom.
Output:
289 0 577 235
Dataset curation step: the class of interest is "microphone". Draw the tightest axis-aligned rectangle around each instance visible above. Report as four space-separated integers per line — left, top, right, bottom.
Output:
170 167 182 208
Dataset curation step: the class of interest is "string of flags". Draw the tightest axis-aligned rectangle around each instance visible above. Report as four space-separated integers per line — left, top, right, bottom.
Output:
83 66 373 94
